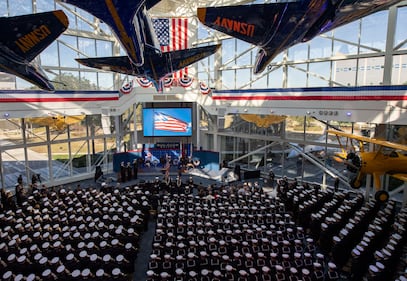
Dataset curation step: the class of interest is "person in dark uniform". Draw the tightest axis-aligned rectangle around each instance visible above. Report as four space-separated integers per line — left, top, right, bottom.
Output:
178 161 184 177
234 165 241 181
120 162 126 182
126 162 132 181
94 165 103 182
32 174 38 185
268 170 275 187
15 184 26 207
17 174 23 185
133 159 138 179
334 177 339 192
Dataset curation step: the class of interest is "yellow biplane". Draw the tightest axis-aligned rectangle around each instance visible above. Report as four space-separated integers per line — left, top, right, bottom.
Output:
328 130 407 202
28 115 85 131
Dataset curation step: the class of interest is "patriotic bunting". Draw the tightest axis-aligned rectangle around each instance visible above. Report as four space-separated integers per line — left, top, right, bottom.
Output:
164 77 173 88
179 75 193 88
137 77 153 88
131 75 210 94
119 79 134 94
199 81 211 95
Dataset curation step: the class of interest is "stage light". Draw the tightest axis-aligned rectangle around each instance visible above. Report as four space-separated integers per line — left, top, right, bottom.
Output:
3 113 9 118
346 112 352 117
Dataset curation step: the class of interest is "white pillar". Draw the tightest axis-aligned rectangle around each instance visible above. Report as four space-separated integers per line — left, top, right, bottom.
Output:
133 104 138 150
115 116 121 153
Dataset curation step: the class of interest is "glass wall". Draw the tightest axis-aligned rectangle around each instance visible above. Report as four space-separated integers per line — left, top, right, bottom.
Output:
0 115 120 191
213 114 368 188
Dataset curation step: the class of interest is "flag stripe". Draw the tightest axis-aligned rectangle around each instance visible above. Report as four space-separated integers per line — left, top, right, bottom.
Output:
173 18 178 51
183 18 188 76
154 112 188 132
153 17 189 79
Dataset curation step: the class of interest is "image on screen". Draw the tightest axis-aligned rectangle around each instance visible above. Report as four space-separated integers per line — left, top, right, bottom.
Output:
143 108 192 137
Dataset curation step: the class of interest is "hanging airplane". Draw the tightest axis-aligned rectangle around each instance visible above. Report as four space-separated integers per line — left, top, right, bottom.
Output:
60 0 220 91
286 134 341 159
328 129 407 202
0 10 69 91
28 115 85 131
197 0 402 75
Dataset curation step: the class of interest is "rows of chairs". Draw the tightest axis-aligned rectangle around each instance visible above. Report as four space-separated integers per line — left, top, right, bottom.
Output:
0 186 153 280
281 184 407 280
1 175 406 281
146 191 341 280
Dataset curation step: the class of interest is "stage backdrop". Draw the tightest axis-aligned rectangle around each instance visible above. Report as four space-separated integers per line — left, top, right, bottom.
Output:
113 149 219 173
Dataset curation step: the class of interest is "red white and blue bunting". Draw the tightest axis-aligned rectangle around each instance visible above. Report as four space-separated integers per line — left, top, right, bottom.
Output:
132 75 210 93
119 79 134 94
199 81 211 95
137 77 153 88
178 75 193 88
164 77 173 88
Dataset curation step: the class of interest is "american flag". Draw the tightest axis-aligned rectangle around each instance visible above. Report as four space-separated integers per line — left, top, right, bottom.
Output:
153 18 189 78
154 112 188 132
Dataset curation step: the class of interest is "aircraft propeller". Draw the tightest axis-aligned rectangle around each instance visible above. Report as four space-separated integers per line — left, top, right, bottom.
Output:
332 150 364 189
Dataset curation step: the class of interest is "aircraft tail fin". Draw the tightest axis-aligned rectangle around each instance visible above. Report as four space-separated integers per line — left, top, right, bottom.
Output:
0 10 68 62
76 55 165 92
166 44 221 74
150 44 220 91
254 49 276 75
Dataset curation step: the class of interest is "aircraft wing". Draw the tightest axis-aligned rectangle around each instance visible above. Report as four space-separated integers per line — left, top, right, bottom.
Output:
391 173 407 182
303 0 403 41
166 44 221 73
28 115 85 130
63 115 86 125
77 44 220 89
197 3 308 47
76 56 135 76
0 10 68 62
61 0 144 65
327 130 407 151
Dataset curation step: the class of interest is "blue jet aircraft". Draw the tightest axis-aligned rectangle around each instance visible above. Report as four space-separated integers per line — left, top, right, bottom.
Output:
198 0 402 75
0 10 69 91
61 0 220 91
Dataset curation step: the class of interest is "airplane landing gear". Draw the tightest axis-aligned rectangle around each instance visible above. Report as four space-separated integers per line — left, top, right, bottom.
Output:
374 190 389 203
349 175 363 189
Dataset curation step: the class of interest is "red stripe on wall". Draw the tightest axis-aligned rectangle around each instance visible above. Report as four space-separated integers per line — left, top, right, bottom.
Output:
211 95 407 101
0 97 119 103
